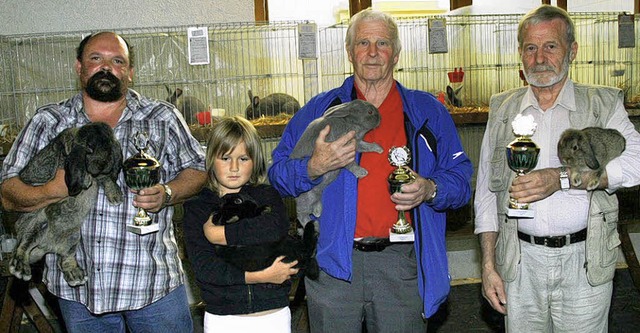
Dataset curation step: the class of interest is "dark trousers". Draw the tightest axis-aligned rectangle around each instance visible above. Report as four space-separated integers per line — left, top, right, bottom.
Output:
305 243 427 333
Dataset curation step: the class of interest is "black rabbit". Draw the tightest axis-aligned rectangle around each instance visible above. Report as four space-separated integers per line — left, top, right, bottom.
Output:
211 192 319 280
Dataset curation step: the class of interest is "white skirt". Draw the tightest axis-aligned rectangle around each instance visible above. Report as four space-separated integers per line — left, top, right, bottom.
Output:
203 306 291 333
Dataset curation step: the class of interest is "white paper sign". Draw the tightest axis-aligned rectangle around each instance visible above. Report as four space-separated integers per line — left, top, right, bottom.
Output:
188 27 210 65
298 23 318 59
428 18 448 54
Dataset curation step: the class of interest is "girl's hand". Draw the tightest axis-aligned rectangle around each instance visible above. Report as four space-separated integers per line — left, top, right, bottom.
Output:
245 256 299 284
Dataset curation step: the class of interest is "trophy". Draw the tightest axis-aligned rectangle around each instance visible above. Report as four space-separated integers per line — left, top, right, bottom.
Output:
124 132 161 234
506 114 540 218
387 146 416 242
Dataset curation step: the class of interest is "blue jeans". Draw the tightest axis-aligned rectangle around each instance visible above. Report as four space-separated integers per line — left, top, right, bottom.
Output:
57 285 194 333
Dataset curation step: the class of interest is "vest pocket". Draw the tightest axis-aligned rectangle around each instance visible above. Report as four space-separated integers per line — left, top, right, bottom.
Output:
586 209 619 286
599 211 620 268
489 146 508 192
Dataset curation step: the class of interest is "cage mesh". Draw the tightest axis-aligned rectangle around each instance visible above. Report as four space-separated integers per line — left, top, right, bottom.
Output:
320 12 639 107
0 21 318 131
0 13 639 137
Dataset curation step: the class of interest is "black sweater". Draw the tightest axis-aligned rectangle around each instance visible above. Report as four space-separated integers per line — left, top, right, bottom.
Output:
182 184 291 315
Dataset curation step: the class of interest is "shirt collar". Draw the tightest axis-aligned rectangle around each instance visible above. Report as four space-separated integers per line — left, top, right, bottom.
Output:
519 78 576 113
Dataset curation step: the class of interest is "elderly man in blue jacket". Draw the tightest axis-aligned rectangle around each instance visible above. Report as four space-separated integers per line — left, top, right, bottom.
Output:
268 9 473 333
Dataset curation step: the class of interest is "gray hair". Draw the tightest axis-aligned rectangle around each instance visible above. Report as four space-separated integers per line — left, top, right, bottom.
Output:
518 5 575 49
345 9 402 58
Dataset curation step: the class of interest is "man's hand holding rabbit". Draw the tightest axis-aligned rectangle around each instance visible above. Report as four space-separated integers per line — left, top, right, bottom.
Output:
307 125 357 179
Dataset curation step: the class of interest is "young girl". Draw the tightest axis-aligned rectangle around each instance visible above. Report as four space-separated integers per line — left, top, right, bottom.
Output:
183 116 299 333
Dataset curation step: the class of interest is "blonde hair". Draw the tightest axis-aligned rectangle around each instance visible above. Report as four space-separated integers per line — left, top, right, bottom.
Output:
205 116 267 192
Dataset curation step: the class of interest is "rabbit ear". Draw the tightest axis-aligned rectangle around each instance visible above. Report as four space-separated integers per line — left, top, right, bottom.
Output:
18 129 76 184
64 144 89 196
323 103 351 119
583 139 600 170
252 95 260 107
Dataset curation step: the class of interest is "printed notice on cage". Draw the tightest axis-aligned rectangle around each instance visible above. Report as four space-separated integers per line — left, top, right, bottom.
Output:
428 18 448 54
298 23 318 59
618 14 635 48
188 27 210 65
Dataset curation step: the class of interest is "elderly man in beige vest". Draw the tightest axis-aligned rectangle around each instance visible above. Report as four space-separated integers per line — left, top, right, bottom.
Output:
475 5 640 333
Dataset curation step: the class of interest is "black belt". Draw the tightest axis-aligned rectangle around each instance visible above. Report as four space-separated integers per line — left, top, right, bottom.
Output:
353 238 392 252
517 228 587 248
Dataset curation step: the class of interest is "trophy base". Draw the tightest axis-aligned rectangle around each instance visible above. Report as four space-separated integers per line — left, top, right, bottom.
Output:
507 208 535 218
389 229 415 243
127 224 160 235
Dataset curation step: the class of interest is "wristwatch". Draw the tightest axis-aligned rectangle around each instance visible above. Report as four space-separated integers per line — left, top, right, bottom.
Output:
162 184 173 206
559 166 570 191
426 178 438 203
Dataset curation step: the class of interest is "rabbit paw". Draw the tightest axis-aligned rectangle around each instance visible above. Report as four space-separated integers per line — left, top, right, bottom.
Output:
359 142 383 154
570 173 583 187
60 257 88 286
311 201 323 218
347 163 368 178
107 188 124 205
9 256 33 281
63 267 88 287
586 179 601 191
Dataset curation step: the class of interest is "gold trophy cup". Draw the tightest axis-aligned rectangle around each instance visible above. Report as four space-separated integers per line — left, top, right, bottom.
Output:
124 132 161 234
388 146 416 242
506 114 540 218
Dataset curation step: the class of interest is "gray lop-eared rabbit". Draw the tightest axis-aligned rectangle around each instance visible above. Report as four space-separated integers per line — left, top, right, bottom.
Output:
10 122 123 286
557 126 626 190
291 100 383 227
245 90 300 120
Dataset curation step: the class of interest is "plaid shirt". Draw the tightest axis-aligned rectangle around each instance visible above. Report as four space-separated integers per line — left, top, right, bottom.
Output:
1 89 206 314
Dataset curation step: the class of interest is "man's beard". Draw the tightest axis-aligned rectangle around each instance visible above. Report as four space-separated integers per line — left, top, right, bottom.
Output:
85 70 125 102
524 53 571 88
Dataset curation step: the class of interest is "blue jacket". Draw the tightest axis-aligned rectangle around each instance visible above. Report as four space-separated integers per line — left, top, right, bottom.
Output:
267 76 473 317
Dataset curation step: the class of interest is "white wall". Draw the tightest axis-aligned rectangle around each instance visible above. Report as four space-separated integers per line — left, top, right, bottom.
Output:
0 0 254 35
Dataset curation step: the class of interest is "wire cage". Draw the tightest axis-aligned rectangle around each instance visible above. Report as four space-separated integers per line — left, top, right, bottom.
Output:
0 21 319 131
319 12 640 108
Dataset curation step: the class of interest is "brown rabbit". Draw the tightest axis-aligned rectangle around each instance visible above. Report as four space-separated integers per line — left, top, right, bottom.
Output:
557 127 625 190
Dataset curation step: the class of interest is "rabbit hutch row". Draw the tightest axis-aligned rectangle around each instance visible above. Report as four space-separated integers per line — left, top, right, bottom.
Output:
1 12 640 228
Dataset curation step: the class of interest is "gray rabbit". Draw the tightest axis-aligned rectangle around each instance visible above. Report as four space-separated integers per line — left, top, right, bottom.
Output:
557 127 625 190
165 85 208 124
9 122 123 286
245 90 300 120
291 99 383 226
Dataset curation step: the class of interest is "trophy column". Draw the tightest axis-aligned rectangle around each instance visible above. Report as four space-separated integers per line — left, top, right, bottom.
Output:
124 132 161 235
388 146 416 242
506 114 540 218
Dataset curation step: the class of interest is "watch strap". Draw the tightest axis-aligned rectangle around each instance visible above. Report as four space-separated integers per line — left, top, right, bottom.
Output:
559 166 570 191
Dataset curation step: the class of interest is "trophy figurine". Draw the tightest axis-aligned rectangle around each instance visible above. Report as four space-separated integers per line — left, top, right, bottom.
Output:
387 146 416 242
124 132 161 234
506 114 540 218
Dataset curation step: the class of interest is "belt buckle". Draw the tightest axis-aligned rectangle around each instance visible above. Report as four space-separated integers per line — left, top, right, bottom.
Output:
354 238 388 252
544 236 566 248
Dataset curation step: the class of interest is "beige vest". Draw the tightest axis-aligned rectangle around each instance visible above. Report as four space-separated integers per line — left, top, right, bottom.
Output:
487 83 622 286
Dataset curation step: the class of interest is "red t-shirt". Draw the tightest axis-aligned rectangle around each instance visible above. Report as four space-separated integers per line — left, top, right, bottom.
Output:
355 83 411 238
